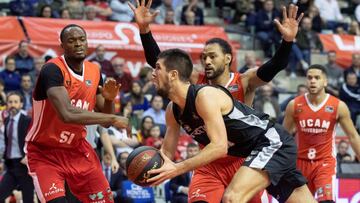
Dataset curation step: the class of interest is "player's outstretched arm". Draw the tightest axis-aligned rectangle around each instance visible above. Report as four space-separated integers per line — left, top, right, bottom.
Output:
129 0 160 68
283 99 296 135
47 86 128 129
338 101 360 160
243 4 303 90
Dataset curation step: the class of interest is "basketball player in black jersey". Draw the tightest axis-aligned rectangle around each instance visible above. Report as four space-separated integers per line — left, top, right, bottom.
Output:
143 49 316 203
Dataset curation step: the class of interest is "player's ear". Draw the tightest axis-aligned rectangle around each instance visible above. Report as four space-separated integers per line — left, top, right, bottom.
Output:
169 70 178 81
225 54 232 66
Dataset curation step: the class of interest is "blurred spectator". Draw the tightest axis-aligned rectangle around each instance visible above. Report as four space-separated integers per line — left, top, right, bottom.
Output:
164 9 176 24
107 124 140 155
254 84 281 121
85 0 113 21
255 0 281 57
30 57 45 82
339 72 360 125
86 124 116 159
314 0 345 31
356 3 360 23
232 0 255 25
109 0 134 22
14 40 34 75
139 67 157 96
145 125 163 149
9 0 35 17
280 84 308 112
155 0 180 25
91 45 115 77
0 80 6 108
325 51 343 96
61 8 71 19
0 92 34 202
335 26 347 35
112 57 132 93
348 21 360 36
239 51 258 73
344 53 360 84
0 56 21 93
19 74 33 112
170 142 199 203
38 4 53 18
112 151 134 203
136 116 154 143
292 16 323 75
295 0 311 17
180 0 204 25
337 140 351 163
306 5 323 33
84 5 102 21
121 100 140 130
123 81 150 115
36 0 63 18
64 0 85 19
142 95 166 126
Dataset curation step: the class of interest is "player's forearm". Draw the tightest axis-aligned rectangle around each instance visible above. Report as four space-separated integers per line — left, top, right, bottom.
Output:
349 135 360 160
62 107 118 126
175 143 227 175
140 31 161 68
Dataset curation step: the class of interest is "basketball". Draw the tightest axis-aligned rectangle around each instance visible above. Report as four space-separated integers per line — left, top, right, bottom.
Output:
126 146 164 187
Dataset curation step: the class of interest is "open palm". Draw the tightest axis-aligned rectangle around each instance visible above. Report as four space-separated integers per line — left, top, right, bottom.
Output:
128 0 159 31
274 4 304 42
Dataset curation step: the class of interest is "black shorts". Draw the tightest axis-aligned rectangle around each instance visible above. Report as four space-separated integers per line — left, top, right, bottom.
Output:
243 125 307 202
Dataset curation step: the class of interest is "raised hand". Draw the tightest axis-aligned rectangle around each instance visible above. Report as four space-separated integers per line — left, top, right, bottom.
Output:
274 4 304 42
100 78 121 101
128 0 159 33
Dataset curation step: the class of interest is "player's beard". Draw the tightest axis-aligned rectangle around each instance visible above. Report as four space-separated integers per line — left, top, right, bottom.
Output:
157 79 171 98
206 64 225 80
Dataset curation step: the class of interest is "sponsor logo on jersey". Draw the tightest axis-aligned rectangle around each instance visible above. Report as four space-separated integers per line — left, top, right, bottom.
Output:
325 105 334 113
299 119 331 134
88 191 104 202
227 85 239 92
85 80 92 87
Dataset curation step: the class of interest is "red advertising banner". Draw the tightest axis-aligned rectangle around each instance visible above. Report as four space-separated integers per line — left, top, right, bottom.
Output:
0 17 26 64
20 17 231 78
319 34 360 68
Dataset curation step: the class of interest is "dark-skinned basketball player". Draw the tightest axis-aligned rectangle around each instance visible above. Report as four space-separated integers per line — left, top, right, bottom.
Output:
25 24 128 203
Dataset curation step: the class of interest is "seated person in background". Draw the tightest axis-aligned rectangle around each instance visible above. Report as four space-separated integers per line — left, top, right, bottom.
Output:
145 125 163 149
170 143 200 203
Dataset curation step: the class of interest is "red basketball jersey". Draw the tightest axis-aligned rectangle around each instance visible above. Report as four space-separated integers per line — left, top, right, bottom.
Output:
26 56 100 149
197 72 245 102
293 94 339 161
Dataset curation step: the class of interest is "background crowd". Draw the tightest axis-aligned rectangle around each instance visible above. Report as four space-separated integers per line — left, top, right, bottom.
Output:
0 0 359 202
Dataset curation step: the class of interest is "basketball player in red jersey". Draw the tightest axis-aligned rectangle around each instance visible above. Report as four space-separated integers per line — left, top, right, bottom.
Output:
129 1 303 202
283 65 360 202
25 24 129 203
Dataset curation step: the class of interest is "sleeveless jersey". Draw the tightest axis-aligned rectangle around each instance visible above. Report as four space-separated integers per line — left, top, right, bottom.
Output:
197 72 245 102
293 94 339 160
172 84 274 157
26 56 100 148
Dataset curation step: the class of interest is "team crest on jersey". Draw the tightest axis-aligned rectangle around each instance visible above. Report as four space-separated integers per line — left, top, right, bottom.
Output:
227 85 239 92
85 80 92 87
325 106 334 113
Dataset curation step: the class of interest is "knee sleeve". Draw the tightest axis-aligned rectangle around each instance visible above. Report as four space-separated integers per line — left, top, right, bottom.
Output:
47 197 67 203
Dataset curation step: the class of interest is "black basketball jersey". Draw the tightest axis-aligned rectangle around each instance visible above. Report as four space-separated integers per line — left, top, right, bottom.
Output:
173 84 276 157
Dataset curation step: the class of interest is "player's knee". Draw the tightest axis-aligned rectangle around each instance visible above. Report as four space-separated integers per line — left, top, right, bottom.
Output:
319 201 335 203
47 196 67 203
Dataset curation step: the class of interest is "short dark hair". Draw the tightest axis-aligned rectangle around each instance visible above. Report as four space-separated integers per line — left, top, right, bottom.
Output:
18 40 28 48
205 38 233 66
60 24 86 43
307 64 327 76
5 56 15 64
6 91 23 103
158 49 193 82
